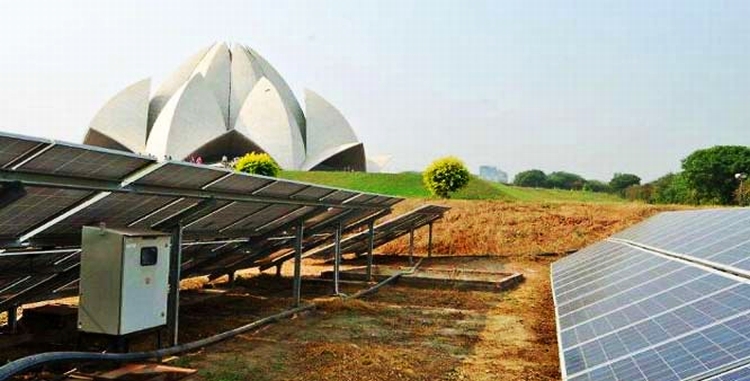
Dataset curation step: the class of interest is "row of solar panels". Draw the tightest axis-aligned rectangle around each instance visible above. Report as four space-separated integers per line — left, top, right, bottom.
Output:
551 208 750 381
0 131 448 311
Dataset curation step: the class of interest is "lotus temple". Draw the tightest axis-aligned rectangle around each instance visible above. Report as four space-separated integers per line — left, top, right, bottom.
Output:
83 42 388 172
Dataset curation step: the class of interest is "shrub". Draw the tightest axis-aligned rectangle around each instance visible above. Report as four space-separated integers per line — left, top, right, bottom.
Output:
234 152 281 177
624 184 653 202
513 169 548 188
650 172 695 205
422 156 470 198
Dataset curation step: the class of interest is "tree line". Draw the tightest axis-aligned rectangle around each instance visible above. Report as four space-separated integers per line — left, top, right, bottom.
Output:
512 145 750 206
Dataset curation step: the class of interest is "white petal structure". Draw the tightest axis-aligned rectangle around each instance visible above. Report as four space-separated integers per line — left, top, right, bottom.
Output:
192 42 231 127
234 78 305 169
84 78 150 153
302 89 365 171
83 42 378 171
245 46 307 145
229 43 263 129
147 45 212 134
146 75 226 160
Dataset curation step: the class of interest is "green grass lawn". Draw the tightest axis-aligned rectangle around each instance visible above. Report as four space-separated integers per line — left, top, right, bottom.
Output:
278 171 626 203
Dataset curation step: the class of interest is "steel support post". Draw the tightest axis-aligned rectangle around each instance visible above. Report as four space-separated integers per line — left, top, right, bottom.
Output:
292 219 304 307
166 224 183 346
333 221 343 295
408 228 415 265
427 222 434 258
7 306 17 334
366 220 375 281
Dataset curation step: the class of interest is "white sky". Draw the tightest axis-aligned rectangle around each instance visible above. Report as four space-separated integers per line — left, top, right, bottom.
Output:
1 0 749 182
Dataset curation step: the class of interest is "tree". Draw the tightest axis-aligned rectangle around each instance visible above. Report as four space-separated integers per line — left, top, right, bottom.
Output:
610 173 641 194
422 156 470 198
513 169 548 188
682 146 750 205
234 152 281 177
547 171 586 190
650 172 694 205
582 180 611 193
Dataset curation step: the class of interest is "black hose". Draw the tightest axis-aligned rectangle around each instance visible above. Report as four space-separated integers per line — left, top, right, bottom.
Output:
0 259 422 381
0 304 313 380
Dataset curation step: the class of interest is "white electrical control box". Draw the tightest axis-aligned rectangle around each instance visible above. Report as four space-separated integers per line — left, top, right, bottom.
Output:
78 226 171 336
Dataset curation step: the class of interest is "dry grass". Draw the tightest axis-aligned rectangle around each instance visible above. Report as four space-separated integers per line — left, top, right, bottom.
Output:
380 199 683 257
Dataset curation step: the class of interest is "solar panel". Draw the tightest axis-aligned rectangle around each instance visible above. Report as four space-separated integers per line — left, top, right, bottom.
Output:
184 201 270 234
0 133 404 313
133 162 228 189
552 208 750 381
0 187 94 241
306 204 450 260
706 363 750 381
611 209 750 275
37 193 179 237
0 133 48 168
252 180 310 198
16 142 153 181
202 172 274 193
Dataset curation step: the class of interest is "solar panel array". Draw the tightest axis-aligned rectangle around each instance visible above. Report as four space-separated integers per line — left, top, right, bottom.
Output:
0 131 407 311
254 204 451 271
551 208 750 381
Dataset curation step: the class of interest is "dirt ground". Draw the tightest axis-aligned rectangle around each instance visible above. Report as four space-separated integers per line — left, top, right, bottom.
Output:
173 255 559 381
2 200 674 380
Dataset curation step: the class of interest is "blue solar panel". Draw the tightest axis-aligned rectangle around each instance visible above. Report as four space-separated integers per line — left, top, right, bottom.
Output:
612 208 750 274
553 208 750 381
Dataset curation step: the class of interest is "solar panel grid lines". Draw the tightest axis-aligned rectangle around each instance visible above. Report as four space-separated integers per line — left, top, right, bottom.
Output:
15 142 154 181
567 310 750 381
627 211 750 257
0 187 94 241
39 193 179 236
554 248 658 302
17 191 112 244
553 241 629 280
615 210 735 254
613 238 750 281
0 133 50 168
611 211 724 250
553 208 750 380
559 219 750 312
559 271 732 347
202 172 274 194
556 255 683 318
562 278 742 351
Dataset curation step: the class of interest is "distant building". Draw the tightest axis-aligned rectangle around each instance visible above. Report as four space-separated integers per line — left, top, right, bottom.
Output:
479 166 508 183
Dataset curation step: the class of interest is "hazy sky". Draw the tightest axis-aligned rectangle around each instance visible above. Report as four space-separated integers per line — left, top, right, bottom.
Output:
1 1 749 182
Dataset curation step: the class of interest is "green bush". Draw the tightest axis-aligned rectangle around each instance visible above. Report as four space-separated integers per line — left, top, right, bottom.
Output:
422 156 470 198
234 152 280 177
582 180 611 193
610 173 641 194
650 172 695 204
513 169 548 188
547 171 586 190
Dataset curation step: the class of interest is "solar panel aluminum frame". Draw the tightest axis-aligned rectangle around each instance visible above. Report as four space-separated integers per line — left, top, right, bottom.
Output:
0 168 396 211
610 237 750 281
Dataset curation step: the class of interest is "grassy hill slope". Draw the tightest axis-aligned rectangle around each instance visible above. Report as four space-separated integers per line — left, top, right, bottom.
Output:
278 171 625 203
